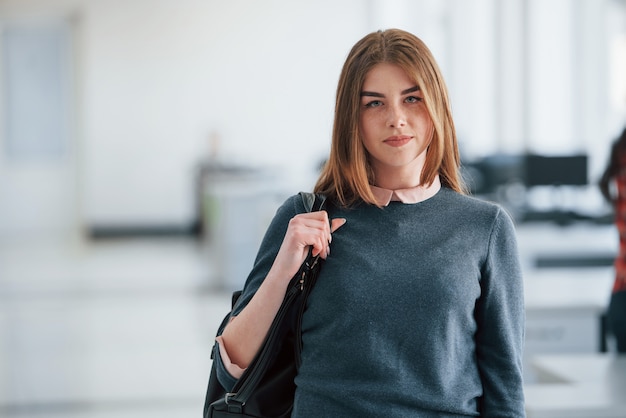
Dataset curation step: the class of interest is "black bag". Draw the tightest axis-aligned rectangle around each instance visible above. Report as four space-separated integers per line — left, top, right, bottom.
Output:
203 192 327 418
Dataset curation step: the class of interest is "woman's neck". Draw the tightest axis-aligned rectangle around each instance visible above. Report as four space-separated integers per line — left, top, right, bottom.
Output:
372 166 423 190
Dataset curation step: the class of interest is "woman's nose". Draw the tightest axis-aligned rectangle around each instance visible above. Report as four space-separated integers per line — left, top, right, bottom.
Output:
386 105 407 128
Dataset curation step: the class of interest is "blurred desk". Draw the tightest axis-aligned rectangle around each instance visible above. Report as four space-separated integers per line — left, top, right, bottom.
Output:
525 354 626 418
524 270 613 355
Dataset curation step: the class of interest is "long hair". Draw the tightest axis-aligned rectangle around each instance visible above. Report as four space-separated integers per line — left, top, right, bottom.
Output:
600 127 626 203
314 29 466 207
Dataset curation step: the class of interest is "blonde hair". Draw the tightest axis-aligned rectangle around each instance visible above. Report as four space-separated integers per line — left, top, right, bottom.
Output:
314 29 466 207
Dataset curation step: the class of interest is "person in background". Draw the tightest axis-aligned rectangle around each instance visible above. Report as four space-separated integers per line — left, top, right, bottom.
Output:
599 127 626 352
214 29 526 416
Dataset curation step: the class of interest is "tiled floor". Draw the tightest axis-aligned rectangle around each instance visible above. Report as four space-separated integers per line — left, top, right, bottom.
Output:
0 221 618 417
0 236 232 418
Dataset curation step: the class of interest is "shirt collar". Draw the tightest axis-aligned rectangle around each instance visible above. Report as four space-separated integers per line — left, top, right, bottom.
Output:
370 175 441 206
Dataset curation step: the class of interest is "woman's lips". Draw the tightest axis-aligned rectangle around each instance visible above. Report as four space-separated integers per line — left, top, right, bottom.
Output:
384 135 412 147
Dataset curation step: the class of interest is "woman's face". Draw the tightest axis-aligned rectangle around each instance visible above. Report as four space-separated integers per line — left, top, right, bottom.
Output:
359 62 433 187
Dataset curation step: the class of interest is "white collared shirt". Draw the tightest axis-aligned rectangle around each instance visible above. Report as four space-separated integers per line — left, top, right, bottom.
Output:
369 175 441 206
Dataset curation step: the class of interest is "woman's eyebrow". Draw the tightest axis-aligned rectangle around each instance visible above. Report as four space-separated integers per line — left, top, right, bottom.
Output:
360 91 384 98
402 86 420 94
360 86 421 97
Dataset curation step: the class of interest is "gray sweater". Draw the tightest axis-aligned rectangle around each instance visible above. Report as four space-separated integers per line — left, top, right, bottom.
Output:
217 187 525 417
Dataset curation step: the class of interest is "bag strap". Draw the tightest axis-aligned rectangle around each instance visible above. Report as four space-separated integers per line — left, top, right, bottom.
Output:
300 191 326 213
211 192 326 342
222 192 326 410
230 192 325 308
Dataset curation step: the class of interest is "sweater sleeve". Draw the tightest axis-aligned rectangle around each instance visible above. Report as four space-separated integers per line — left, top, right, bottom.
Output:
475 207 526 417
212 194 303 390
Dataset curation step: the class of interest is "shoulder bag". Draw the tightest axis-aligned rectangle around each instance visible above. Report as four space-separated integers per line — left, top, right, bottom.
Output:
203 192 327 418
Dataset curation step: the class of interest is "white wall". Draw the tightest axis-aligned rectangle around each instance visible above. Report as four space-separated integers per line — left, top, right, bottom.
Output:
0 0 623 232
80 0 368 227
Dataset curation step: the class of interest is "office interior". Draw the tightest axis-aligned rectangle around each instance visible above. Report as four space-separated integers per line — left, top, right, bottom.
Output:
0 0 625 417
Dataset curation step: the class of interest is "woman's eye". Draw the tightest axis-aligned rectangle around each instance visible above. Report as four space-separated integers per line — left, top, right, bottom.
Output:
405 96 422 103
364 100 383 108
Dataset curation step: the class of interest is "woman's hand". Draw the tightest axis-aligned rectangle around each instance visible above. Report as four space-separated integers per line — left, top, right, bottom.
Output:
220 211 346 369
270 211 346 286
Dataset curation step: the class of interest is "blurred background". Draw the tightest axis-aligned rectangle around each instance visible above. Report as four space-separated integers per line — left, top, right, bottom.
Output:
0 0 625 417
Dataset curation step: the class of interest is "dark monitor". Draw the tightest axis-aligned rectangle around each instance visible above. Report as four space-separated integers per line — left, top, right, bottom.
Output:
524 154 588 186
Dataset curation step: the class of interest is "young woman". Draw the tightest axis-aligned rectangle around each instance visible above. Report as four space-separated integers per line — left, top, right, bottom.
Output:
215 29 525 417
599 127 626 353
